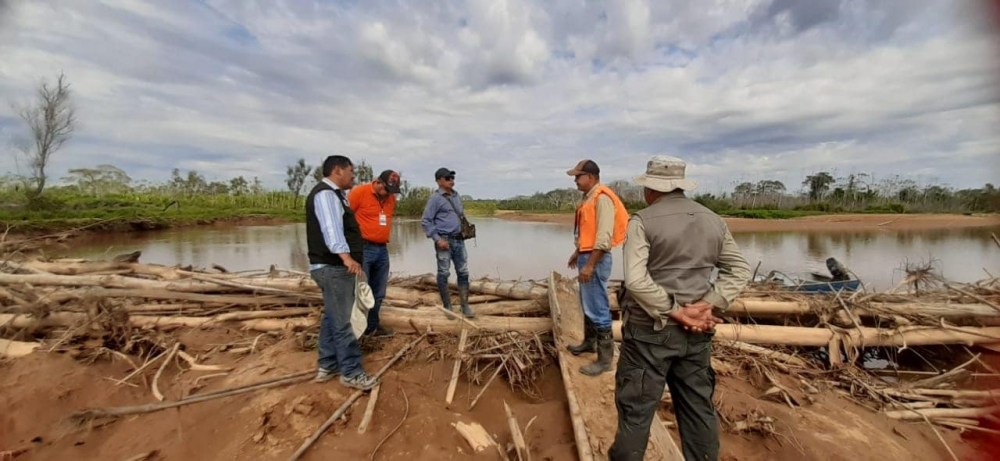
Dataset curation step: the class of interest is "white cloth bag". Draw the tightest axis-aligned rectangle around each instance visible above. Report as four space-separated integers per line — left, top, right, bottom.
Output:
352 272 375 338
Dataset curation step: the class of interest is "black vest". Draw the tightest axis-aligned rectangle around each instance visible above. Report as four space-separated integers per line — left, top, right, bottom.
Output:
306 181 364 266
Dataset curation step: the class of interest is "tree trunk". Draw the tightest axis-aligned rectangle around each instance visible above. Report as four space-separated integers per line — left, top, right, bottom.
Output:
728 299 998 320
884 406 1000 421
51 288 314 306
0 273 319 295
0 339 40 358
610 322 1000 348
471 300 548 316
379 307 551 334
0 308 551 335
418 275 546 300
24 261 188 280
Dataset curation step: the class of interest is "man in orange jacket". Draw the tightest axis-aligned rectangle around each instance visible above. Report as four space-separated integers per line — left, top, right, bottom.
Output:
565 159 629 376
348 170 401 337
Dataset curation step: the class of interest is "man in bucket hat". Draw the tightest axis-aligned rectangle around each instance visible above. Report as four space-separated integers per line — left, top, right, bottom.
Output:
609 156 751 461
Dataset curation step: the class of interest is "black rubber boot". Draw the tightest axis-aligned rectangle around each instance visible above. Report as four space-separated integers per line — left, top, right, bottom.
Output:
580 328 614 376
567 317 597 355
438 282 455 320
459 284 475 318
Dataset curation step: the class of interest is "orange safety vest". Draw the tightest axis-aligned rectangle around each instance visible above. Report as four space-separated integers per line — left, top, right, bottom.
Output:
575 184 628 252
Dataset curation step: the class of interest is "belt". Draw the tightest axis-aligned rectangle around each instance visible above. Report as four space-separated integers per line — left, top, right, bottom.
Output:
364 240 387 247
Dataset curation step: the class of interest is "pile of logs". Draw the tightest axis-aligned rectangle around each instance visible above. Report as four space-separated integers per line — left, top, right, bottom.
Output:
1 256 999 437
0 259 553 348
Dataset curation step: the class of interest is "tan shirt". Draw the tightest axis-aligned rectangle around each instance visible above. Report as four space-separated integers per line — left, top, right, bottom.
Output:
574 185 615 252
623 212 751 330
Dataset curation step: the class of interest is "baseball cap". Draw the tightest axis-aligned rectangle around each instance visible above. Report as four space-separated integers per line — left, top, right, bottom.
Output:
434 167 456 180
377 170 401 194
566 159 600 176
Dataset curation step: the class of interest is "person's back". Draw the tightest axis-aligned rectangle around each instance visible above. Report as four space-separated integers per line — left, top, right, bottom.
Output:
633 192 727 309
611 156 750 461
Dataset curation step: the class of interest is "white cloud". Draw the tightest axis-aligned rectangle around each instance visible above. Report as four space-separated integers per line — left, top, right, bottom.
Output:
0 0 996 198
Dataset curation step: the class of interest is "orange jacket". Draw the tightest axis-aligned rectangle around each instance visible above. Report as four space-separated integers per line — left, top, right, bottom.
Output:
348 183 396 244
575 184 628 252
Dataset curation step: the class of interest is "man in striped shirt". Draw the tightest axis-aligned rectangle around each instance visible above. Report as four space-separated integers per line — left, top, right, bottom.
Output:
305 155 379 391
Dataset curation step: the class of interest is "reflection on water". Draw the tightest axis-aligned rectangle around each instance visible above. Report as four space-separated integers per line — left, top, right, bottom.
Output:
737 227 1000 289
60 218 1000 290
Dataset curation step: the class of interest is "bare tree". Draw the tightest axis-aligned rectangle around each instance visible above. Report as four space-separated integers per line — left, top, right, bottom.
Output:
285 158 311 196
802 172 835 201
229 175 249 196
355 159 374 184
15 73 76 197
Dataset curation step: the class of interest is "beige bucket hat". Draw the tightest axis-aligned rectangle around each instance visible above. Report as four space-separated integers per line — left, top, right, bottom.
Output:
634 155 697 192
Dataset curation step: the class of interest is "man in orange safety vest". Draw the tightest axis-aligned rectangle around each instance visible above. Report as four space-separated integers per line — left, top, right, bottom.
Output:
565 159 629 376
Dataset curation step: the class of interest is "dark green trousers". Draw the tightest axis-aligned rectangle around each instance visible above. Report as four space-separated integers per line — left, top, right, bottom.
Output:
609 322 719 461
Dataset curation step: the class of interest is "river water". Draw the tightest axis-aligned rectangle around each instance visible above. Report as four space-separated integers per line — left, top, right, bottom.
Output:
60 218 1000 290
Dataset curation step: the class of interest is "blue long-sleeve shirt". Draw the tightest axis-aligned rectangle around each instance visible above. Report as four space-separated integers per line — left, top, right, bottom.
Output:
309 178 351 270
421 188 463 242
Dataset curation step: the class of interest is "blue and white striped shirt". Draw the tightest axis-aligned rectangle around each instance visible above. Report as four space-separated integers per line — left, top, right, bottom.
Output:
309 178 351 271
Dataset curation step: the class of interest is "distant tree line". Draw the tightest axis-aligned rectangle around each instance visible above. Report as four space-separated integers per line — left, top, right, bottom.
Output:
494 172 998 215
1 158 995 217
720 171 999 213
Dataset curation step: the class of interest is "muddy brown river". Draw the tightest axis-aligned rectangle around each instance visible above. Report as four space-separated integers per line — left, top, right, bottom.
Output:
59 218 1000 290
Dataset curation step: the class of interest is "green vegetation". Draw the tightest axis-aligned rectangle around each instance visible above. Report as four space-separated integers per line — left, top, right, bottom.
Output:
714 209 822 219
0 160 997 234
499 175 999 219
0 160 500 231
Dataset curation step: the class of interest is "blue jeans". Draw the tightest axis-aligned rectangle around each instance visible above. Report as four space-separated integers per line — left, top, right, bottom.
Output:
310 265 363 378
362 244 390 332
577 252 613 329
435 236 469 308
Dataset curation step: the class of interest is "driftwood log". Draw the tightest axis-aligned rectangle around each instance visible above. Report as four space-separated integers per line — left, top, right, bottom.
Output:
417 275 547 300
730 299 999 320
884 406 1000 421
547 273 595 461
5 310 1000 348
0 339 40 358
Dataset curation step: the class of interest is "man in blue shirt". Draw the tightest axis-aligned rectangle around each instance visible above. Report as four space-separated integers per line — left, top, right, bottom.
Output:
420 167 474 318
305 155 379 391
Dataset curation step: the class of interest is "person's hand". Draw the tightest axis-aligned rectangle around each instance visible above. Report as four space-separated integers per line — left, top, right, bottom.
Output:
567 251 578 269
578 264 594 283
668 302 722 333
437 239 450 250
343 256 362 275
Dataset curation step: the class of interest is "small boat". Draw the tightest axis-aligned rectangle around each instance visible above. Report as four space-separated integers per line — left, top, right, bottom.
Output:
755 257 863 293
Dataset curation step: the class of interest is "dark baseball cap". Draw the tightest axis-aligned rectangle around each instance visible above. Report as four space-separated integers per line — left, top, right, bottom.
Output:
434 167 456 180
567 159 600 176
377 170 401 194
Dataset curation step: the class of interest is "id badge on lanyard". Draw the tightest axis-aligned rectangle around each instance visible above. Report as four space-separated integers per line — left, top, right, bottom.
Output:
379 212 387 226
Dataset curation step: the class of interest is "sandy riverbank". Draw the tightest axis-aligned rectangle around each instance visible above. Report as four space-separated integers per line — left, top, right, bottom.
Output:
495 211 1000 232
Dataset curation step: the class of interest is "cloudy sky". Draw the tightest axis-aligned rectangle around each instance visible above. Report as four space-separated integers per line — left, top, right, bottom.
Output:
0 0 998 198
